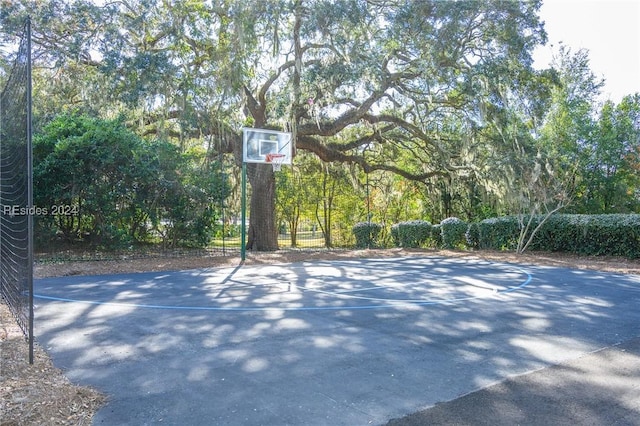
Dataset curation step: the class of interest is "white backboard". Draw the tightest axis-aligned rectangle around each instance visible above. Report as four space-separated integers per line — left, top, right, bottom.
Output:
242 128 292 164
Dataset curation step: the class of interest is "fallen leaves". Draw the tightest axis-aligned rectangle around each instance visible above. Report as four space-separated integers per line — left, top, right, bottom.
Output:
1 303 106 426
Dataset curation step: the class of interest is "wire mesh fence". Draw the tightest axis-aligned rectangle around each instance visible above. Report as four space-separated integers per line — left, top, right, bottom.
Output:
0 18 34 363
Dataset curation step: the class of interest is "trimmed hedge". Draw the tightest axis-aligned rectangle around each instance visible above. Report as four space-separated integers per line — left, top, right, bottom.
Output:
431 224 443 248
465 222 481 249
478 214 640 258
388 214 639 258
532 214 640 258
352 222 383 248
478 216 520 251
440 217 468 249
391 220 432 248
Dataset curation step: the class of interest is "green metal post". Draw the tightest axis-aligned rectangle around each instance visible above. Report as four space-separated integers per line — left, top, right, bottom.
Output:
241 162 246 261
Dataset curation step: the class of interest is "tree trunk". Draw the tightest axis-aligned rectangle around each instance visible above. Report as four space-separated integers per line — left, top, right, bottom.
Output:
246 163 279 251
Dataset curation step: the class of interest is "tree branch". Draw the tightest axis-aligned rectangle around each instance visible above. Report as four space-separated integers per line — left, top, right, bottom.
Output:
297 135 449 181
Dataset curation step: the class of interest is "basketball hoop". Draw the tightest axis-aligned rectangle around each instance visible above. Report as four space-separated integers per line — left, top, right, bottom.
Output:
265 153 286 171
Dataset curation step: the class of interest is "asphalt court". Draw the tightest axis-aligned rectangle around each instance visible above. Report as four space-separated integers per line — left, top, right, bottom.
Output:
33 255 640 425
35 257 532 310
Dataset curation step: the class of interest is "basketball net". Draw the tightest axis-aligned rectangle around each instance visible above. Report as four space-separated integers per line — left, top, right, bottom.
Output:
265 153 286 172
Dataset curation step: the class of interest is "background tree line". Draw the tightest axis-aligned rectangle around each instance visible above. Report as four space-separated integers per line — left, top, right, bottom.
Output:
1 0 638 252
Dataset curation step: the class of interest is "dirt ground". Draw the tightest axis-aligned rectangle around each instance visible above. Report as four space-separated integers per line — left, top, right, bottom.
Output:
2 248 640 425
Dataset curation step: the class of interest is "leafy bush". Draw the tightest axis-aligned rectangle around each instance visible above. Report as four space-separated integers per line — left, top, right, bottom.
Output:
391 220 432 248
33 113 229 249
476 214 640 258
531 214 640 258
521 214 563 252
431 224 443 247
390 224 399 246
477 216 520 250
440 217 468 249
352 222 383 248
465 222 481 249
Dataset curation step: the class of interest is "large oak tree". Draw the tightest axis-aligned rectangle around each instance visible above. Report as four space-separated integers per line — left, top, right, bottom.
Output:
2 0 547 250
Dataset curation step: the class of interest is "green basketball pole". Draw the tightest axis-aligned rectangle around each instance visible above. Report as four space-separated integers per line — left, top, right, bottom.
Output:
241 162 247 261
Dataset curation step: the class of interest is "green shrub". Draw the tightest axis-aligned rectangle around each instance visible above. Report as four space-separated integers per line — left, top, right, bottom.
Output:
390 224 399 246
440 217 468 249
478 216 520 250
391 220 432 248
431 224 443 248
532 214 640 258
524 214 568 252
465 222 481 249
476 214 640 258
352 222 383 248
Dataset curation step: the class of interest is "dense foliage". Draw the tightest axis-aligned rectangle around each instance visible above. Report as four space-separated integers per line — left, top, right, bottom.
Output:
440 217 468 250
1 1 638 253
384 214 640 259
391 220 432 248
33 114 228 249
352 222 383 249
475 214 640 258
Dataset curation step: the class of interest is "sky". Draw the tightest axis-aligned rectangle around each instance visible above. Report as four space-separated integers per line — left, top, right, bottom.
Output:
532 0 640 104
